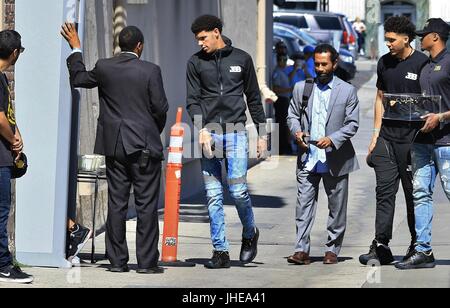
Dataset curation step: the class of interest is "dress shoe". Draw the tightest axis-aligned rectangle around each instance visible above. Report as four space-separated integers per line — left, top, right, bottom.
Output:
109 265 129 273
395 250 436 270
240 227 259 264
323 252 338 265
287 252 311 265
137 267 165 274
205 251 231 269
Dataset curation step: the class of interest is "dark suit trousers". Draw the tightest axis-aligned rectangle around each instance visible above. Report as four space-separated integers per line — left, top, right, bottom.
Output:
370 137 416 246
105 136 162 269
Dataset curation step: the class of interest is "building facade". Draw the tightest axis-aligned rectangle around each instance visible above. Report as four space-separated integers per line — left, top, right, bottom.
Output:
4 1 275 236
328 0 450 58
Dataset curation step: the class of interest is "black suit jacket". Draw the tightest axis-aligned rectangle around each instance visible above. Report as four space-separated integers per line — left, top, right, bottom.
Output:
67 52 169 160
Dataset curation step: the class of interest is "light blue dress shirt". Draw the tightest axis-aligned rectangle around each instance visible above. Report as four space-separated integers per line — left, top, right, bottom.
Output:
305 77 334 174
273 66 291 99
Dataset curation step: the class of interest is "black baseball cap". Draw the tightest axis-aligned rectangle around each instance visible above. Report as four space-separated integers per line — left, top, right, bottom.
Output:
416 18 450 38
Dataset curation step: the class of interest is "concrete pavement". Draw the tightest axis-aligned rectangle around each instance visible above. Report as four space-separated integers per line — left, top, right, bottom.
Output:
3 59 450 288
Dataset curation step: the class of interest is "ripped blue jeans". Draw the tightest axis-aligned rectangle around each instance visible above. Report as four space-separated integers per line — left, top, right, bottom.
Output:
412 144 450 252
201 132 256 252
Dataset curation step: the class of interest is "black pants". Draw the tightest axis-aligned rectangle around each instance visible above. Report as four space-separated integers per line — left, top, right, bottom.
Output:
274 96 291 155
105 136 162 269
369 137 416 246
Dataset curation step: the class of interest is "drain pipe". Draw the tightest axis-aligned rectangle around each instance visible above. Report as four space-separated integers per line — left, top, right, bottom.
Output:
113 0 127 55
257 0 278 103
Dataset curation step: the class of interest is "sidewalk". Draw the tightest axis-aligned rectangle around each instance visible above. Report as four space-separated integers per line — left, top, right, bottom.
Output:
3 59 450 288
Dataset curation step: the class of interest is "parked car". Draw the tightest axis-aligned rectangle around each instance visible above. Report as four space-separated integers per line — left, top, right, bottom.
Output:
274 10 359 60
274 22 356 81
337 13 359 60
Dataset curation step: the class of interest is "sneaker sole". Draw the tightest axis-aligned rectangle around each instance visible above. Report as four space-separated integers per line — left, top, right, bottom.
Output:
395 262 436 270
67 229 93 262
204 264 231 269
359 256 375 266
0 277 34 284
359 256 393 266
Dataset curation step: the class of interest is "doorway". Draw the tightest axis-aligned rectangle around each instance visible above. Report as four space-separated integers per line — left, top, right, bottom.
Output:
379 1 417 57
381 1 416 24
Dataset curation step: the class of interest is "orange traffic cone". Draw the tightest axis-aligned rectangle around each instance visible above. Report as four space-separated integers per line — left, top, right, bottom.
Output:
160 108 195 267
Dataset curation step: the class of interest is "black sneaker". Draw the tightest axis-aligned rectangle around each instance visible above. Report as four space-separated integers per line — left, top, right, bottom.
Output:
375 242 395 265
395 250 436 270
204 251 231 269
67 224 92 262
359 240 394 266
359 240 378 265
240 227 259 264
403 243 417 261
0 265 34 284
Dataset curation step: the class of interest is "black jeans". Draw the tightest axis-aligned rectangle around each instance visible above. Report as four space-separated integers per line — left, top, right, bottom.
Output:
368 137 416 246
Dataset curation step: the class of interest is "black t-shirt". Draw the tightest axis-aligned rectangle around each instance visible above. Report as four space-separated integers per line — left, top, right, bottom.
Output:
377 51 429 144
419 49 450 146
0 73 16 167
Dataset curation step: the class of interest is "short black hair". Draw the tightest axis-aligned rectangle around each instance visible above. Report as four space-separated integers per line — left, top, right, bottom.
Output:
314 44 339 62
292 53 305 60
191 15 223 35
277 54 288 62
119 26 144 52
384 16 416 43
0 30 22 60
438 33 449 43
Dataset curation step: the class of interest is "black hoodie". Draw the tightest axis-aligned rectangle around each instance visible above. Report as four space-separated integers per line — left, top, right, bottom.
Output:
186 38 267 135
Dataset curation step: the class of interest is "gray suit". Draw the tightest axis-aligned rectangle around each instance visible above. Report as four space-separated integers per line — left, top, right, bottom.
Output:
287 77 360 255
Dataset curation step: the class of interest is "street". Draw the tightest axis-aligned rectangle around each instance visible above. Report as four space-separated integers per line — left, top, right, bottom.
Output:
4 59 450 289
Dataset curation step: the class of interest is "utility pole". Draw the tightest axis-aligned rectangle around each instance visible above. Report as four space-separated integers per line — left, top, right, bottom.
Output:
113 0 127 55
256 0 277 104
320 0 329 12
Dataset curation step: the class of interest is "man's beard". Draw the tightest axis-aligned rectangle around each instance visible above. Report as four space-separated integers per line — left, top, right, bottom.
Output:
317 72 333 85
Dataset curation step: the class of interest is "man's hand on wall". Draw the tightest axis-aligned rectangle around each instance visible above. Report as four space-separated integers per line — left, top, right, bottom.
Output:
61 22 81 50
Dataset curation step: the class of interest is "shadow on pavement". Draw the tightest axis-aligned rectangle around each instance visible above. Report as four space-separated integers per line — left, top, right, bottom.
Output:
185 258 260 268
181 192 288 209
283 256 354 264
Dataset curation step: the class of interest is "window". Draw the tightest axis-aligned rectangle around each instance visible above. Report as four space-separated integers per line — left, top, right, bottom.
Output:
275 15 308 29
314 16 343 31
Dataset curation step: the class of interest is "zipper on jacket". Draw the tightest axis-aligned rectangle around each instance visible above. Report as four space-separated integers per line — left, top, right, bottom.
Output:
215 50 224 126
215 51 224 96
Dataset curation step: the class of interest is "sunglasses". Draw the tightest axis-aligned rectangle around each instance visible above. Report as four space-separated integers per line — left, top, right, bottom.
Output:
17 47 25 54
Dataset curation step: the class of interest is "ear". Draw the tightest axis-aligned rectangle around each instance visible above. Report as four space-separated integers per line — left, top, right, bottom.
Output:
213 28 221 38
333 60 339 71
404 36 410 45
9 49 18 62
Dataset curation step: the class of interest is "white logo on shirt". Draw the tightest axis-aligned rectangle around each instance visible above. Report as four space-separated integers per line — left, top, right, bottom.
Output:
405 72 418 81
230 66 242 73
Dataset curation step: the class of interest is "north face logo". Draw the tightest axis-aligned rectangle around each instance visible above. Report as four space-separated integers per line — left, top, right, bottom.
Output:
230 66 242 73
405 72 418 81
